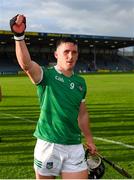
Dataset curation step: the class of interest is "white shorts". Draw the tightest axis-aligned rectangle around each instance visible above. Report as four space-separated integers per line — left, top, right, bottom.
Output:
34 139 87 176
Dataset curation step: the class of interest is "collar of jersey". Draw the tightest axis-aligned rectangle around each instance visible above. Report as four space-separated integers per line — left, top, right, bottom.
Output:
54 65 74 76
54 65 62 74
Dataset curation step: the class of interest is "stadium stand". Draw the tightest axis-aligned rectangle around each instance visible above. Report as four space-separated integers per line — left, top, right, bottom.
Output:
95 54 134 72
0 30 134 74
0 51 21 74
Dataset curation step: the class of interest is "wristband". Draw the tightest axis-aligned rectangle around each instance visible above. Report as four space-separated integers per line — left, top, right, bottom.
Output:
14 35 25 41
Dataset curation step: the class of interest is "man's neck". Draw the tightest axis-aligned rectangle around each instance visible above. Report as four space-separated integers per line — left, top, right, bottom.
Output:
55 65 73 77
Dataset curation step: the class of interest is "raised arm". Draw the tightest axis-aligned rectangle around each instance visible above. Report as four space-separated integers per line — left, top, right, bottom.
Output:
10 14 42 84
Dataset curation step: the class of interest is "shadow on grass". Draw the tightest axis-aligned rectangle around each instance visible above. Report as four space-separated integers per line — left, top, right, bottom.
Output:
85 102 134 134
0 101 134 178
0 161 33 167
2 95 37 98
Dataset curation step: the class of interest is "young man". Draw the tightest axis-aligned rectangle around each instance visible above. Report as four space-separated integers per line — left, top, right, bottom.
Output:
10 14 97 179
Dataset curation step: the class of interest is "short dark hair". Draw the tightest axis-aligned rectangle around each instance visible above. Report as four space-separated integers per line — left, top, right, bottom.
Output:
56 37 78 49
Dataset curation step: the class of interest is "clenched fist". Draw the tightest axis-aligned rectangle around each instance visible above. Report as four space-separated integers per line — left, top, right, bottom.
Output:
10 14 26 39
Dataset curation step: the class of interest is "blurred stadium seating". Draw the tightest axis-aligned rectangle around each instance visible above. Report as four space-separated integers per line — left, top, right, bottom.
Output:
0 30 134 74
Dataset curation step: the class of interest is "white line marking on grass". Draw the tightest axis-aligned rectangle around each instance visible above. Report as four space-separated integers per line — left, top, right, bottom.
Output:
94 137 134 149
1 112 134 149
0 112 35 123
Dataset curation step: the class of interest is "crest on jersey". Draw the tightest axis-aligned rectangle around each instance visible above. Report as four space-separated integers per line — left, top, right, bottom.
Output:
79 86 83 91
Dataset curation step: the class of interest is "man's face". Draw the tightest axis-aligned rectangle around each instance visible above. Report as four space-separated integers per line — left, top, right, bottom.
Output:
54 42 78 71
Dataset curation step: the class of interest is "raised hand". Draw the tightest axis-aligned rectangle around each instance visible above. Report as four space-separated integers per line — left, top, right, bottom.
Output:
10 14 26 39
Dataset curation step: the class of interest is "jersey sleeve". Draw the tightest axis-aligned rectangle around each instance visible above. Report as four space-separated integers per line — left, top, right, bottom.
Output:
36 66 48 86
81 79 87 102
36 66 49 107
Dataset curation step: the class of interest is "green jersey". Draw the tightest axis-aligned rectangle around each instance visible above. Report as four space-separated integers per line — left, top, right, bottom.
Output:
34 66 87 144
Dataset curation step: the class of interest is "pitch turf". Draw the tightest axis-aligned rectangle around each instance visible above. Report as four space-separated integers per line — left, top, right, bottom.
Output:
0 73 134 179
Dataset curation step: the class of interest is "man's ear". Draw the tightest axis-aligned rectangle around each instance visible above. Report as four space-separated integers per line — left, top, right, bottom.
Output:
54 51 58 59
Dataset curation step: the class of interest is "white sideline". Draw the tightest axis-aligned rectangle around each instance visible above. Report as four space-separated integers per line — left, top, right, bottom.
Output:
1 112 134 149
94 136 134 149
0 112 35 123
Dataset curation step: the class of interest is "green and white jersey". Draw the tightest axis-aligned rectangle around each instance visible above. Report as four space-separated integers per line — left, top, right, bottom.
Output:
34 66 87 145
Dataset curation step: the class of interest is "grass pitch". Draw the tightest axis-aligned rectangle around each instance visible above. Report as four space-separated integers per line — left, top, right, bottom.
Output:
0 73 134 179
